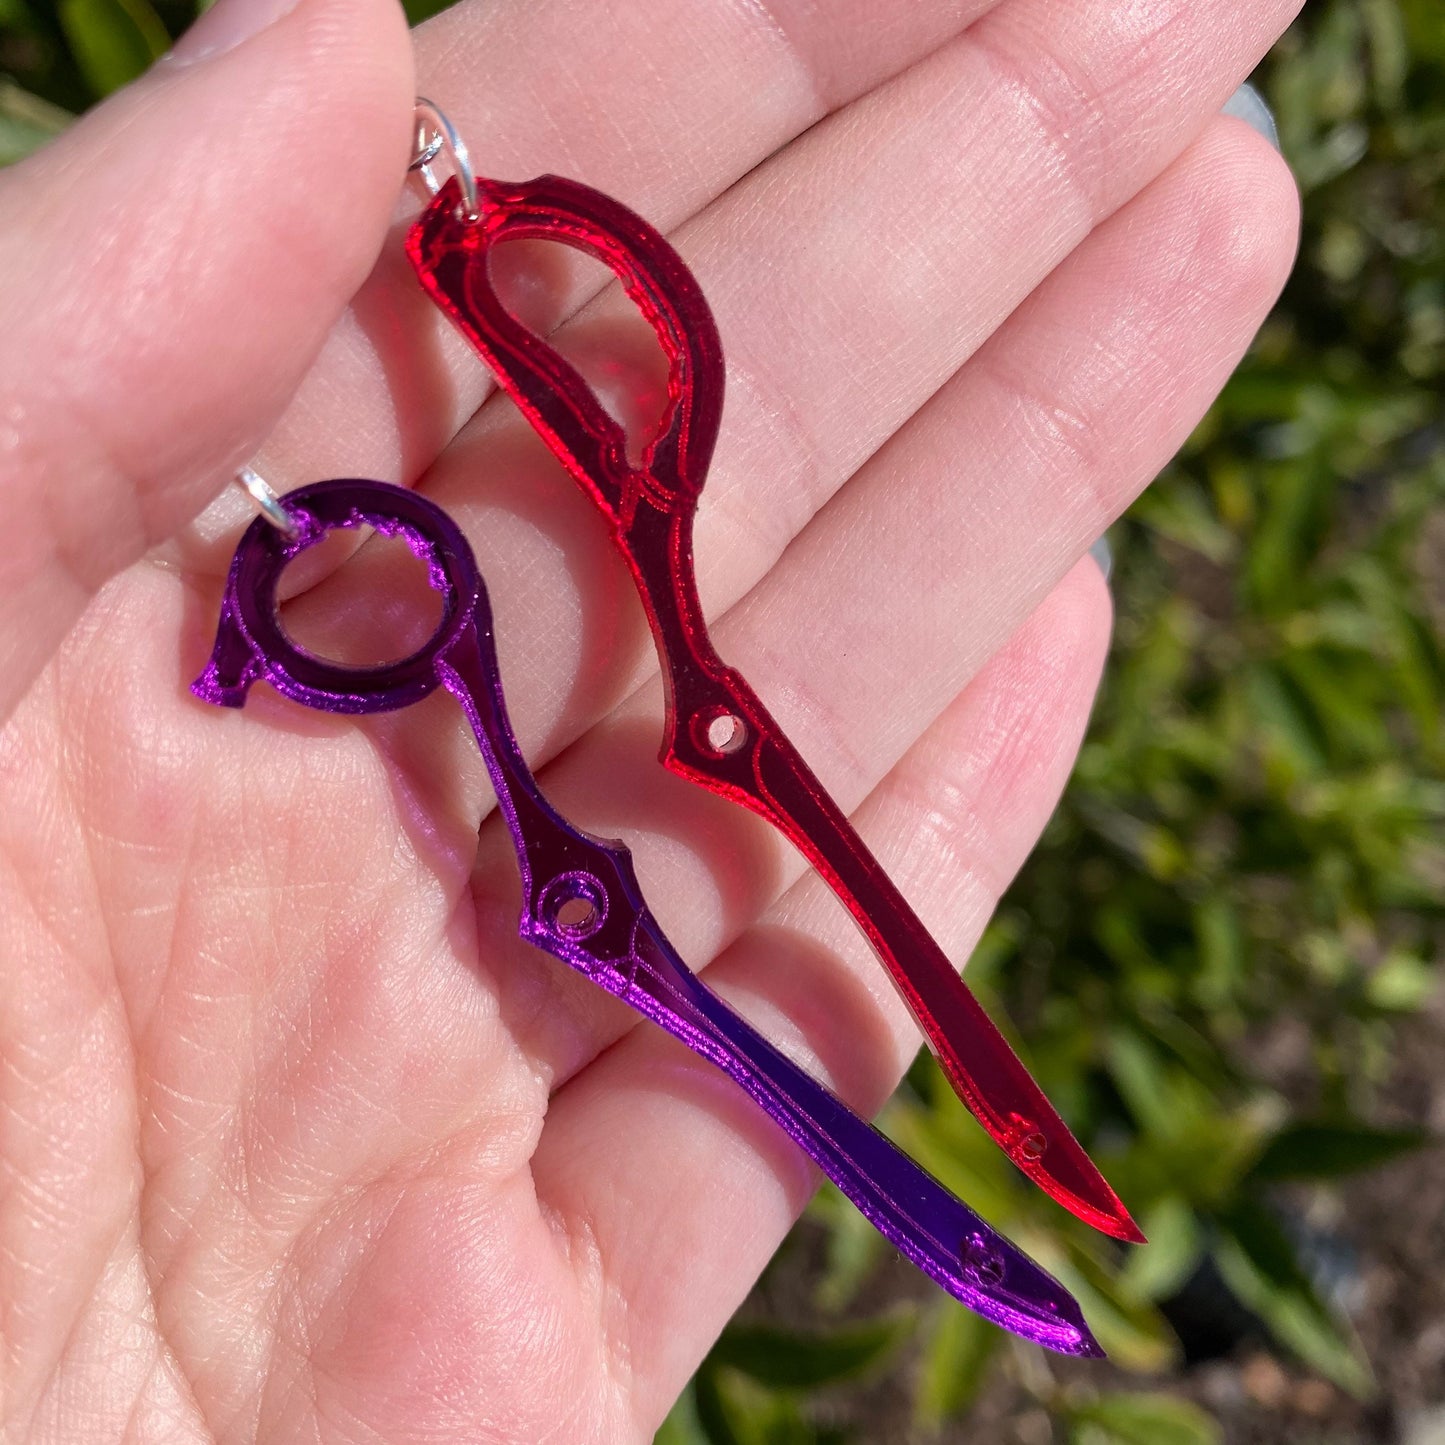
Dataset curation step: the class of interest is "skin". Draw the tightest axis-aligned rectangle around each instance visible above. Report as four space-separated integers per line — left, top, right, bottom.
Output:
0 0 1301 1439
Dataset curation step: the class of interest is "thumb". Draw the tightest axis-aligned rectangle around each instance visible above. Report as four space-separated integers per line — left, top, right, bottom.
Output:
0 0 414 724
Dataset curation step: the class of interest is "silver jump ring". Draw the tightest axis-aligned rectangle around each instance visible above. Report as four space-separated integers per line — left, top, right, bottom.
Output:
235 466 300 540
410 97 480 223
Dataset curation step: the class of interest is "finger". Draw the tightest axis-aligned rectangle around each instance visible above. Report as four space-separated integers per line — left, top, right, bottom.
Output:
533 556 1112 1432
0 0 414 724
469 115 1298 1083
190 0 1012 543
291 0 1300 793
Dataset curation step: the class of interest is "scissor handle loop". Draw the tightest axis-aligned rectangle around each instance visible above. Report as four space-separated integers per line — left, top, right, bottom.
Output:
193 480 484 715
408 175 725 526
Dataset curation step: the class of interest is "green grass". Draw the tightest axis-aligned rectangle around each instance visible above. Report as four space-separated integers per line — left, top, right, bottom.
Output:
3 0 1441 1438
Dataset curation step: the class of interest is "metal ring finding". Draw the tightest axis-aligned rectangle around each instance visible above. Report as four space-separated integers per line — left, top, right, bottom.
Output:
410 97 480 223
235 466 301 540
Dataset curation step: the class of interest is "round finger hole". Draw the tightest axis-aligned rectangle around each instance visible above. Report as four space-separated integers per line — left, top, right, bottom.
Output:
540 872 608 940
278 526 446 667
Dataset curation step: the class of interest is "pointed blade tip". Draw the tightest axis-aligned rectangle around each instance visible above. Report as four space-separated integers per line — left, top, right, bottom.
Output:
1031 1164 1147 1244
1096 1205 1148 1245
1118 1219 1149 1246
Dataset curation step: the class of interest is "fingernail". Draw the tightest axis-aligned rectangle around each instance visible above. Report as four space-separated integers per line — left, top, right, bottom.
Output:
167 0 301 65
1222 81 1280 151
1089 535 1113 582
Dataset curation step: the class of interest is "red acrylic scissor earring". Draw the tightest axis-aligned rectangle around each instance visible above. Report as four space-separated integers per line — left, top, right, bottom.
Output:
402 102 1142 1244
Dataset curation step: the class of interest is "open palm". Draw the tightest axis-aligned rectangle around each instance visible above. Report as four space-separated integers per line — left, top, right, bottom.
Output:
0 0 1300 1438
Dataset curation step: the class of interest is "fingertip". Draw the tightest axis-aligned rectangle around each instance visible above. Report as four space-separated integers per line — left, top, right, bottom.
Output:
1041 550 1115 694
1188 113 1302 318
998 554 1113 767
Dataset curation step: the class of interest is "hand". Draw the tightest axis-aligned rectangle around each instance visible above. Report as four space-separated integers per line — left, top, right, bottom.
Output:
0 0 1300 1438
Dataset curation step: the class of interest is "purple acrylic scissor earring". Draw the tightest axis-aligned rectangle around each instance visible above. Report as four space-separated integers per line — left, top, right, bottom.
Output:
192 478 1101 1357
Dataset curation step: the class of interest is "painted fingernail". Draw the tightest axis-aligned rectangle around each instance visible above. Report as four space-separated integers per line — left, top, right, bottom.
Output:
1223 82 1281 151
167 0 301 65
1089 535 1113 583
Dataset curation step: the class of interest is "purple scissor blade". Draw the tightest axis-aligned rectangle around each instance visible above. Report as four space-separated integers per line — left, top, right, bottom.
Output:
442 626 1097 1356
627 920 1101 1355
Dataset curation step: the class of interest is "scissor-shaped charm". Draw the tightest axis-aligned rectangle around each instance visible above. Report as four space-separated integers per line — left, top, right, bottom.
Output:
407 174 1142 1243
193 479 1101 1356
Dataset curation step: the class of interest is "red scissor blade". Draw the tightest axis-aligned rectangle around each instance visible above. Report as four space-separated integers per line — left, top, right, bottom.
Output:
662 658 1145 1245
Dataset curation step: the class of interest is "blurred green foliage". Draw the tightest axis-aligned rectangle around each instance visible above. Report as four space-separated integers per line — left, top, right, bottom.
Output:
2 0 1441 1439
